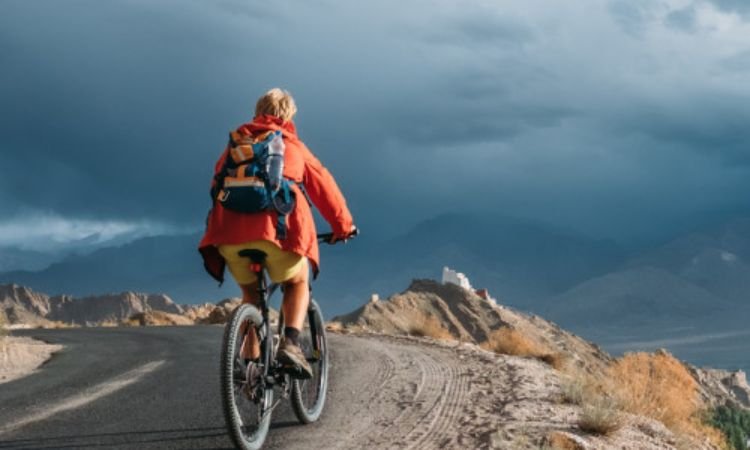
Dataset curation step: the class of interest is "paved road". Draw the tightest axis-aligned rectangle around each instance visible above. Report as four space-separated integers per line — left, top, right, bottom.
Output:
1 327 239 449
0 326 481 450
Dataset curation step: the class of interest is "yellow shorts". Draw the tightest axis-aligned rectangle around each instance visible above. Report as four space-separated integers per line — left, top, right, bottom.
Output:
218 240 306 285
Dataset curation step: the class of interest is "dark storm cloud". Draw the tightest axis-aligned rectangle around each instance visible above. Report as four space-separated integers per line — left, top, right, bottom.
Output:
608 0 653 36
665 6 698 32
707 0 750 16
422 7 535 48
606 93 750 166
721 50 750 72
2 0 750 246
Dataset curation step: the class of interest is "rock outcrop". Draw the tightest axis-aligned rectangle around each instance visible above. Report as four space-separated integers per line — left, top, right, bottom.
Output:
0 284 53 326
691 366 750 409
127 310 194 326
0 284 186 326
333 279 612 375
201 298 242 324
46 292 183 325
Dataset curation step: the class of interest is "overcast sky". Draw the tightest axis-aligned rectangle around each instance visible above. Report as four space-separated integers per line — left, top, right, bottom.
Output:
2 0 750 253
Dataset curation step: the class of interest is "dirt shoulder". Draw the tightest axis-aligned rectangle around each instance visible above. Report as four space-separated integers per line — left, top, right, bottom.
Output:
0 336 62 384
271 332 706 450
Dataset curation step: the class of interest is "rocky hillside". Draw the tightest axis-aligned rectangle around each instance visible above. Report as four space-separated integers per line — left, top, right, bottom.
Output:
0 284 53 325
334 279 612 375
0 283 249 327
333 278 750 449
1 284 184 326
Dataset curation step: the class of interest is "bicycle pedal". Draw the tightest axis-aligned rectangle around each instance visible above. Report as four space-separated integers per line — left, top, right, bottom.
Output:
282 365 312 380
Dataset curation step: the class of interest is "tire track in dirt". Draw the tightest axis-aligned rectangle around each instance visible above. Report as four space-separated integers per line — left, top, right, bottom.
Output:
387 350 445 448
344 337 474 450
267 334 487 450
402 350 472 450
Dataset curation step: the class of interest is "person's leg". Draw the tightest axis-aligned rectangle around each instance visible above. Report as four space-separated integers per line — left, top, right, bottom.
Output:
281 258 310 335
239 281 261 360
276 259 314 378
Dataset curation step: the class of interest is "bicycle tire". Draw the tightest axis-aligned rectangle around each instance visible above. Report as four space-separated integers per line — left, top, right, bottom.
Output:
220 304 274 450
290 299 329 423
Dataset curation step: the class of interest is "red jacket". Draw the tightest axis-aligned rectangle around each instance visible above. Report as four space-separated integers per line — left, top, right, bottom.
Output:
199 115 354 282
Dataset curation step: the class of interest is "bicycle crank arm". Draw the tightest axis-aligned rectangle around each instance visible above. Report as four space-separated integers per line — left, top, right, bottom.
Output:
260 397 284 423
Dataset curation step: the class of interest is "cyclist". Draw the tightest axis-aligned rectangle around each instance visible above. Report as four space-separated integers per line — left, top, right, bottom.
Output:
199 88 355 378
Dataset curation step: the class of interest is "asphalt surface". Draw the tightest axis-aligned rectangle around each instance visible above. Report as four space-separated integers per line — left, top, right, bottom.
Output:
0 326 338 450
0 327 479 450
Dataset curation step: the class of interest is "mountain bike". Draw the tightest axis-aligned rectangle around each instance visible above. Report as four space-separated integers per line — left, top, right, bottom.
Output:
220 230 357 450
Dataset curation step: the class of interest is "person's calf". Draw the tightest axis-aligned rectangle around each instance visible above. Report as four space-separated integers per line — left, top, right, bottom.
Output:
238 283 262 361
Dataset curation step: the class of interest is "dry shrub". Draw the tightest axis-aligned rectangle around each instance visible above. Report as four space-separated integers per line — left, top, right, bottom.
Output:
609 351 727 448
325 321 344 333
44 321 78 329
0 310 7 339
408 315 454 341
545 431 587 450
676 423 728 450
540 352 567 371
560 376 589 405
578 396 624 435
482 328 565 369
610 351 698 428
0 310 8 355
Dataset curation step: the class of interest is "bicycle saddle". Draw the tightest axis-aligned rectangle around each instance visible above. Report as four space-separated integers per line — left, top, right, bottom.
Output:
238 249 267 264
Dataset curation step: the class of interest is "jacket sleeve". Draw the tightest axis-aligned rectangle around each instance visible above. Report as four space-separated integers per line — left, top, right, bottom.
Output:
300 144 354 236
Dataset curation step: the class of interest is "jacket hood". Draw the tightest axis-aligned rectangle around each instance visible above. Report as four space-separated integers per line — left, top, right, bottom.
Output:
238 114 298 140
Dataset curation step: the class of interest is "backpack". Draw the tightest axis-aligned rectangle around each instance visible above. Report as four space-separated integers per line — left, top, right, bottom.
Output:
211 129 296 239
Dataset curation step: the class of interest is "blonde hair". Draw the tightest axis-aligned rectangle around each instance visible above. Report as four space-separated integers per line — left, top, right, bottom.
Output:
255 88 298 122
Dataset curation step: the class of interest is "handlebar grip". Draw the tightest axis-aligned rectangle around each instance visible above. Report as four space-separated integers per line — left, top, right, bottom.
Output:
317 227 359 243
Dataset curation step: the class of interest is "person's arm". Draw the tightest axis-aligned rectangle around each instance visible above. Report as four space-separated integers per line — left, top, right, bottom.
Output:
301 145 354 238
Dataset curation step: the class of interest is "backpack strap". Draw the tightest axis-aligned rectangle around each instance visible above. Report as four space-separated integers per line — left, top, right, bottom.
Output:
211 147 232 202
296 182 313 207
276 213 288 240
273 181 295 240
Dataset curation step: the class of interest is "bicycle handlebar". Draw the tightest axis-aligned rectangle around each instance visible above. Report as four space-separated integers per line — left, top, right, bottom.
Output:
317 227 359 244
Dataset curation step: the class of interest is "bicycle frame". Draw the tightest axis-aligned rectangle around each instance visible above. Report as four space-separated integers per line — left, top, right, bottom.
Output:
221 229 355 448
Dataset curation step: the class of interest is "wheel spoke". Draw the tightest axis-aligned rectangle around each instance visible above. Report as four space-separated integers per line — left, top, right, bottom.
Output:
290 300 328 423
221 304 274 449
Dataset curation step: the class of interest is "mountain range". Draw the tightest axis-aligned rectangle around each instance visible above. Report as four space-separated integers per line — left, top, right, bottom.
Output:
1 212 748 334
546 218 750 335
0 283 183 326
0 213 624 316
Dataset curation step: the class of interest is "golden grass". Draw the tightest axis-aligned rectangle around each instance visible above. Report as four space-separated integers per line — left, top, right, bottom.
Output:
558 351 727 445
610 351 697 428
545 431 587 450
481 328 565 370
607 351 728 448
407 315 454 341
0 310 7 339
578 396 624 435
325 321 344 333
560 376 589 405
44 321 79 329
559 370 624 436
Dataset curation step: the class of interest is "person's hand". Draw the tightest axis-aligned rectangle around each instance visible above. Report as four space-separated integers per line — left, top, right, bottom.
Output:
329 225 358 244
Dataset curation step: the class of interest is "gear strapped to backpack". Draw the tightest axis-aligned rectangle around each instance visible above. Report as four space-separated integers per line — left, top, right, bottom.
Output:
212 129 296 240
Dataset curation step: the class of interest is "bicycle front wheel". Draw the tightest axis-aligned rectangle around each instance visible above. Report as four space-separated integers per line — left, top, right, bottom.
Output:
220 304 274 450
291 299 329 423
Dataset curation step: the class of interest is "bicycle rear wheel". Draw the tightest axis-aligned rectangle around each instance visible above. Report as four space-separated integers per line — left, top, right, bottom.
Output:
220 304 274 450
290 299 329 423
